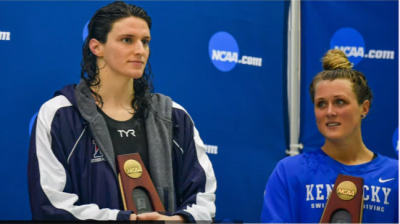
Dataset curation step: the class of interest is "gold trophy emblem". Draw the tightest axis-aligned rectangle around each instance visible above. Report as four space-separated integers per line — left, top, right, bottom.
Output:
336 181 357 201
124 160 143 179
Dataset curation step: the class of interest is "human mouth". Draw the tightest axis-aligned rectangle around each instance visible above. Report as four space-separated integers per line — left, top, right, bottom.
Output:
128 60 144 65
326 122 341 127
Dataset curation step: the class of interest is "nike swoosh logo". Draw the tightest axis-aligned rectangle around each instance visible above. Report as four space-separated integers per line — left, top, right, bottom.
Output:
379 178 395 183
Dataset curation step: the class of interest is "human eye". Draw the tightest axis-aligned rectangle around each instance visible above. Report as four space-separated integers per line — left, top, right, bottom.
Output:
141 39 149 46
316 101 326 108
335 99 346 106
122 37 132 44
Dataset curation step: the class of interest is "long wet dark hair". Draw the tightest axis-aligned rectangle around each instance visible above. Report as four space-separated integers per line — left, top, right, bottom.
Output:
81 1 154 119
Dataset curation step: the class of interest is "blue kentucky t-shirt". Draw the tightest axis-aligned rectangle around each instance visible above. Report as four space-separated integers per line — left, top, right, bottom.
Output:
261 149 398 223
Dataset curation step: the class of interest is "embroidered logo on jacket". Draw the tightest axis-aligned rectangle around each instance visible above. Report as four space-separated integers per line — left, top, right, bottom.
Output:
91 140 105 163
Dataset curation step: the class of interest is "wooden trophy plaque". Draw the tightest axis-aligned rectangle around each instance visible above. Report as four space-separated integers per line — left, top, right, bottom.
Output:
117 153 165 214
320 174 364 223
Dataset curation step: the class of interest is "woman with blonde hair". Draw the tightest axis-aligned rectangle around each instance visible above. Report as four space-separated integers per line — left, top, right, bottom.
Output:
261 49 398 223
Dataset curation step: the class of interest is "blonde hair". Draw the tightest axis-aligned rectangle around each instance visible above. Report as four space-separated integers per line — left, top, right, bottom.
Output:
309 49 372 107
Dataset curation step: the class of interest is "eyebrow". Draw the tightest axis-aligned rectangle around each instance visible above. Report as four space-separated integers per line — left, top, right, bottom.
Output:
333 95 347 98
315 95 347 101
119 34 151 39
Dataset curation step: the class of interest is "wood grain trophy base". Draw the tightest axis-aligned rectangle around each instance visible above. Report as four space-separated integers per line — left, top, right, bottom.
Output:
117 153 165 214
320 174 364 223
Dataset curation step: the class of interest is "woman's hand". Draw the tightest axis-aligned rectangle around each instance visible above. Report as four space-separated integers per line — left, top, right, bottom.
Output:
137 212 185 222
130 214 137 220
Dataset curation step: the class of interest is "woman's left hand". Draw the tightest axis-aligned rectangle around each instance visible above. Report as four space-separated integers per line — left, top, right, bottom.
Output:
137 212 185 222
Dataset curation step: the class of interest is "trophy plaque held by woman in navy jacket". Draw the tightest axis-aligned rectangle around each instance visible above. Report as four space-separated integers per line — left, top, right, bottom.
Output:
117 153 165 214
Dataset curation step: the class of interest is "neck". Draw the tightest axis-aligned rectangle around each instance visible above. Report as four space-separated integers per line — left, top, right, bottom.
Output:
92 69 134 109
321 130 373 165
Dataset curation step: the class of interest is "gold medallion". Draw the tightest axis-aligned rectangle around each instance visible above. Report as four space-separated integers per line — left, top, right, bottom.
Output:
124 159 143 179
336 181 357 200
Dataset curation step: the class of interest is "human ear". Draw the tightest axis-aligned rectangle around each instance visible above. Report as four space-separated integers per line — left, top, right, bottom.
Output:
89 38 103 57
361 100 370 118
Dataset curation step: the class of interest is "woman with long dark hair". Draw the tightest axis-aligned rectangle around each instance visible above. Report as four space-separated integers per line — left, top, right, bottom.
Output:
28 1 216 222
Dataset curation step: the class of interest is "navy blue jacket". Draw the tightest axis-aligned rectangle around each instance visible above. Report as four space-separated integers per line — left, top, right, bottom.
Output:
28 81 216 221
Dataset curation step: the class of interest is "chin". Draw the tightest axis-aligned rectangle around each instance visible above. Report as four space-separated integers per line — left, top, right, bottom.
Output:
323 133 347 142
123 72 144 79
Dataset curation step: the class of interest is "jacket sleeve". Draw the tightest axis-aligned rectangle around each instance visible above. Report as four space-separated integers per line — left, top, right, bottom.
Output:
27 95 131 220
171 102 217 223
261 161 292 223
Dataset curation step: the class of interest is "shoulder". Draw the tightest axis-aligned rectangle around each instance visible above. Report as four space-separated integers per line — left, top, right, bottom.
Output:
38 95 73 123
172 101 190 117
374 154 398 172
377 154 398 165
272 150 329 181
170 100 194 123
34 96 75 138
149 93 194 124
277 149 326 170
40 95 72 112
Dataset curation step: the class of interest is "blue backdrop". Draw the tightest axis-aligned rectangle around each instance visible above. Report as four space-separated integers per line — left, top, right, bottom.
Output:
0 1 288 222
300 1 399 159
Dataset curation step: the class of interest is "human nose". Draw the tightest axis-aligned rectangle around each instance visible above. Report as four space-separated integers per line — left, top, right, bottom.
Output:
133 40 145 57
326 103 337 118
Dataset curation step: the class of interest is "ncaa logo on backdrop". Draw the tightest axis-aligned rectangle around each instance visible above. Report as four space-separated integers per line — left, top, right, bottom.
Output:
330 28 395 66
209 31 262 72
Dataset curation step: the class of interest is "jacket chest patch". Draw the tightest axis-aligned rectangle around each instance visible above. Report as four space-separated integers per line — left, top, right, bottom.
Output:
91 140 105 163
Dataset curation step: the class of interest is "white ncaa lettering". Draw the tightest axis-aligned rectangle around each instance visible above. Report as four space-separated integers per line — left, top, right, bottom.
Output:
0 31 10 41
334 46 364 58
212 50 262 67
212 50 238 63
118 129 136 137
335 46 394 60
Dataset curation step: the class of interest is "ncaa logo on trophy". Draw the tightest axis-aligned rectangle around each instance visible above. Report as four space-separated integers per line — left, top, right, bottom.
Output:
124 159 143 179
336 181 357 200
